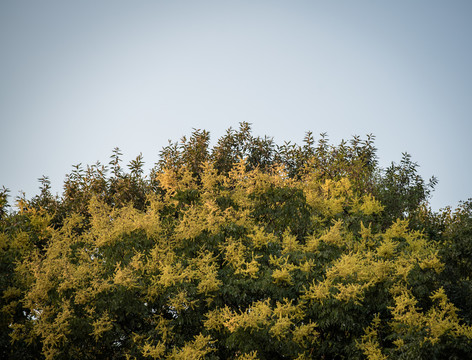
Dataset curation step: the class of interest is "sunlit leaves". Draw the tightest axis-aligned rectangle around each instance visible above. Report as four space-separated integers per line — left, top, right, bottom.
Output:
1 125 470 359
12 163 468 358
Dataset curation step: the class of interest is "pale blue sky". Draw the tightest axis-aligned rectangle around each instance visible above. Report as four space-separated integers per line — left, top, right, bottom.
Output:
1 0 471 210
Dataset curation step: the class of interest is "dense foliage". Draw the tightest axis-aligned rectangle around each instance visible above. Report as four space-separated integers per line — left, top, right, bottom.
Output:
1 123 470 359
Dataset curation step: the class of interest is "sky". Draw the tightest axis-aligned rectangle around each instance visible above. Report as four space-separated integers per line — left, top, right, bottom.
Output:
1 0 471 211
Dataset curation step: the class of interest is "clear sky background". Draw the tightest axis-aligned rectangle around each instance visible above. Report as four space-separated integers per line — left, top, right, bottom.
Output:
1 0 471 211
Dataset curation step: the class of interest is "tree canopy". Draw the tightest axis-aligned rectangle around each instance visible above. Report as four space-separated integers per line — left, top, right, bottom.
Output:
1 123 470 360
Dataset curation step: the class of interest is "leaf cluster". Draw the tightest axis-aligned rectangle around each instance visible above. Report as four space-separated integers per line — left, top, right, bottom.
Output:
1 124 469 360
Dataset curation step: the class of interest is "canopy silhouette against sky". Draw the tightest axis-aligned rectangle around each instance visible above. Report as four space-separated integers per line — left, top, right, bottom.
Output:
1 0 471 210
